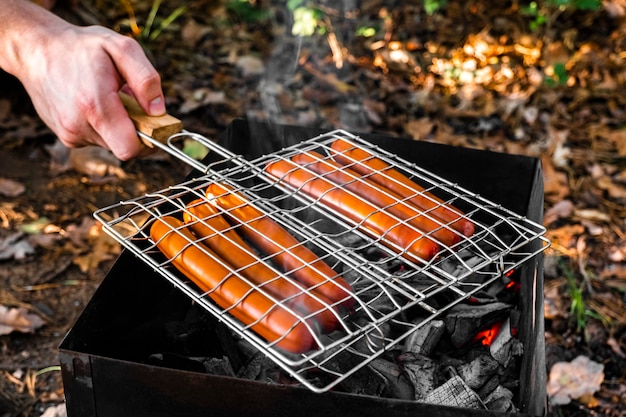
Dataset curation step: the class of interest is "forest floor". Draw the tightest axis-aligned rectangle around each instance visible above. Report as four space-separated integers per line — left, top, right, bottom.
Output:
1 0 626 416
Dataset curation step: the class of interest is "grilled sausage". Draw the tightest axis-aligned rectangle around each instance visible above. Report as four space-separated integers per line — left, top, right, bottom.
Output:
205 183 355 312
183 199 340 333
150 216 317 353
264 159 440 263
149 216 318 353
292 151 461 247
330 138 475 237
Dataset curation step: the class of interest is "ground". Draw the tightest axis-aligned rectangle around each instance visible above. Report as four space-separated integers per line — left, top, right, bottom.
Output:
1 0 626 416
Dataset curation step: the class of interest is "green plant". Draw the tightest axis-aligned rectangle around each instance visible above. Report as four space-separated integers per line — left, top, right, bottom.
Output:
287 0 381 38
520 0 602 31
544 62 569 87
561 259 596 332
226 0 271 24
423 0 447 15
121 0 188 42
287 0 324 36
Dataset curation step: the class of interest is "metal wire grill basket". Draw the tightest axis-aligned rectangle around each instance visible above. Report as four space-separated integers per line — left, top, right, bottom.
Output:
94 129 549 392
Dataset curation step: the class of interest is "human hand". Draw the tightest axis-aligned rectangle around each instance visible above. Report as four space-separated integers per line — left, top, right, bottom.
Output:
8 4 165 160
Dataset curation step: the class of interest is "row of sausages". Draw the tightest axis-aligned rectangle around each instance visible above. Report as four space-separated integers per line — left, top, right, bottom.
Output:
149 139 474 353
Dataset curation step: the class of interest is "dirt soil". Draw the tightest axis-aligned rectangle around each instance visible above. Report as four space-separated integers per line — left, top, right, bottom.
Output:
1 0 626 416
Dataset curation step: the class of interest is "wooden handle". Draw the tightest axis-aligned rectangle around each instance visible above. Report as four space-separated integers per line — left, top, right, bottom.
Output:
119 91 183 146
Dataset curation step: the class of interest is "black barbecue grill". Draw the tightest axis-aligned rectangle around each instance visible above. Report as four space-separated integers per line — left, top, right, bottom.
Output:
60 120 549 417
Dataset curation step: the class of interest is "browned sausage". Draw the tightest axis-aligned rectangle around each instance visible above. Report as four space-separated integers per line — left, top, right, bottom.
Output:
292 151 461 247
264 159 440 263
150 216 317 353
330 138 475 237
183 199 340 333
205 183 355 312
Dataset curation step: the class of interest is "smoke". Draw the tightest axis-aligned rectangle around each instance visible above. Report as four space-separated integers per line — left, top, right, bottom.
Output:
249 0 371 141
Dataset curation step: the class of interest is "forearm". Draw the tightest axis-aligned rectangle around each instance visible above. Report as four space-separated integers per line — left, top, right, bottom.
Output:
0 0 68 78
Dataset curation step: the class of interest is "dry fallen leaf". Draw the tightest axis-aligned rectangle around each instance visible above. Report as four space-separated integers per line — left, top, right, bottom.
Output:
542 155 570 203
596 176 626 199
236 55 265 78
544 199 574 226
73 230 120 273
404 118 436 140
0 232 35 261
66 217 120 273
40 404 67 417
607 129 626 156
179 88 226 114
69 147 126 178
0 177 26 197
0 305 45 335
64 216 97 249
181 19 211 48
574 209 611 223
547 355 604 406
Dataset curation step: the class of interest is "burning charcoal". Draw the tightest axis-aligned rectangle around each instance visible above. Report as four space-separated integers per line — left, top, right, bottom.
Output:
369 358 414 400
403 319 445 356
394 271 438 294
340 267 363 287
484 276 510 299
236 352 270 381
483 385 517 413
338 362 387 396
444 302 512 348
203 356 236 377
490 317 524 367
439 248 499 277
214 322 244 370
477 374 501 399
398 353 437 400
235 340 283 382
334 232 368 249
314 344 387 396
455 354 500 390
422 375 486 410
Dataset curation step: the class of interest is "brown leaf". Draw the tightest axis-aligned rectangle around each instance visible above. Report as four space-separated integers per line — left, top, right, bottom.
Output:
545 224 585 255
236 55 265 78
0 305 45 335
404 118 435 140
574 209 611 223
179 88 226 114
608 129 626 156
64 217 97 249
69 219 120 273
544 199 574 226
542 155 570 203
547 355 604 406
0 177 25 197
0 232 35 261
181 19 211 48
69 147 126 178
596 176 626 199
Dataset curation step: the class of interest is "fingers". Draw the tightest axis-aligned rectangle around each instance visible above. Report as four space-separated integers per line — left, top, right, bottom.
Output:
102 31 166 117
85 90 145 161
78 27 165 159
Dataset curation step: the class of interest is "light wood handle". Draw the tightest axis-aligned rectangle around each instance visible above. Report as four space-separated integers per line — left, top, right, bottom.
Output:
119 91 183 147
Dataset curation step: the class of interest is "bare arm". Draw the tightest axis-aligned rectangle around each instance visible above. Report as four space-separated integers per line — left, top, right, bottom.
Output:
0 0 166 160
